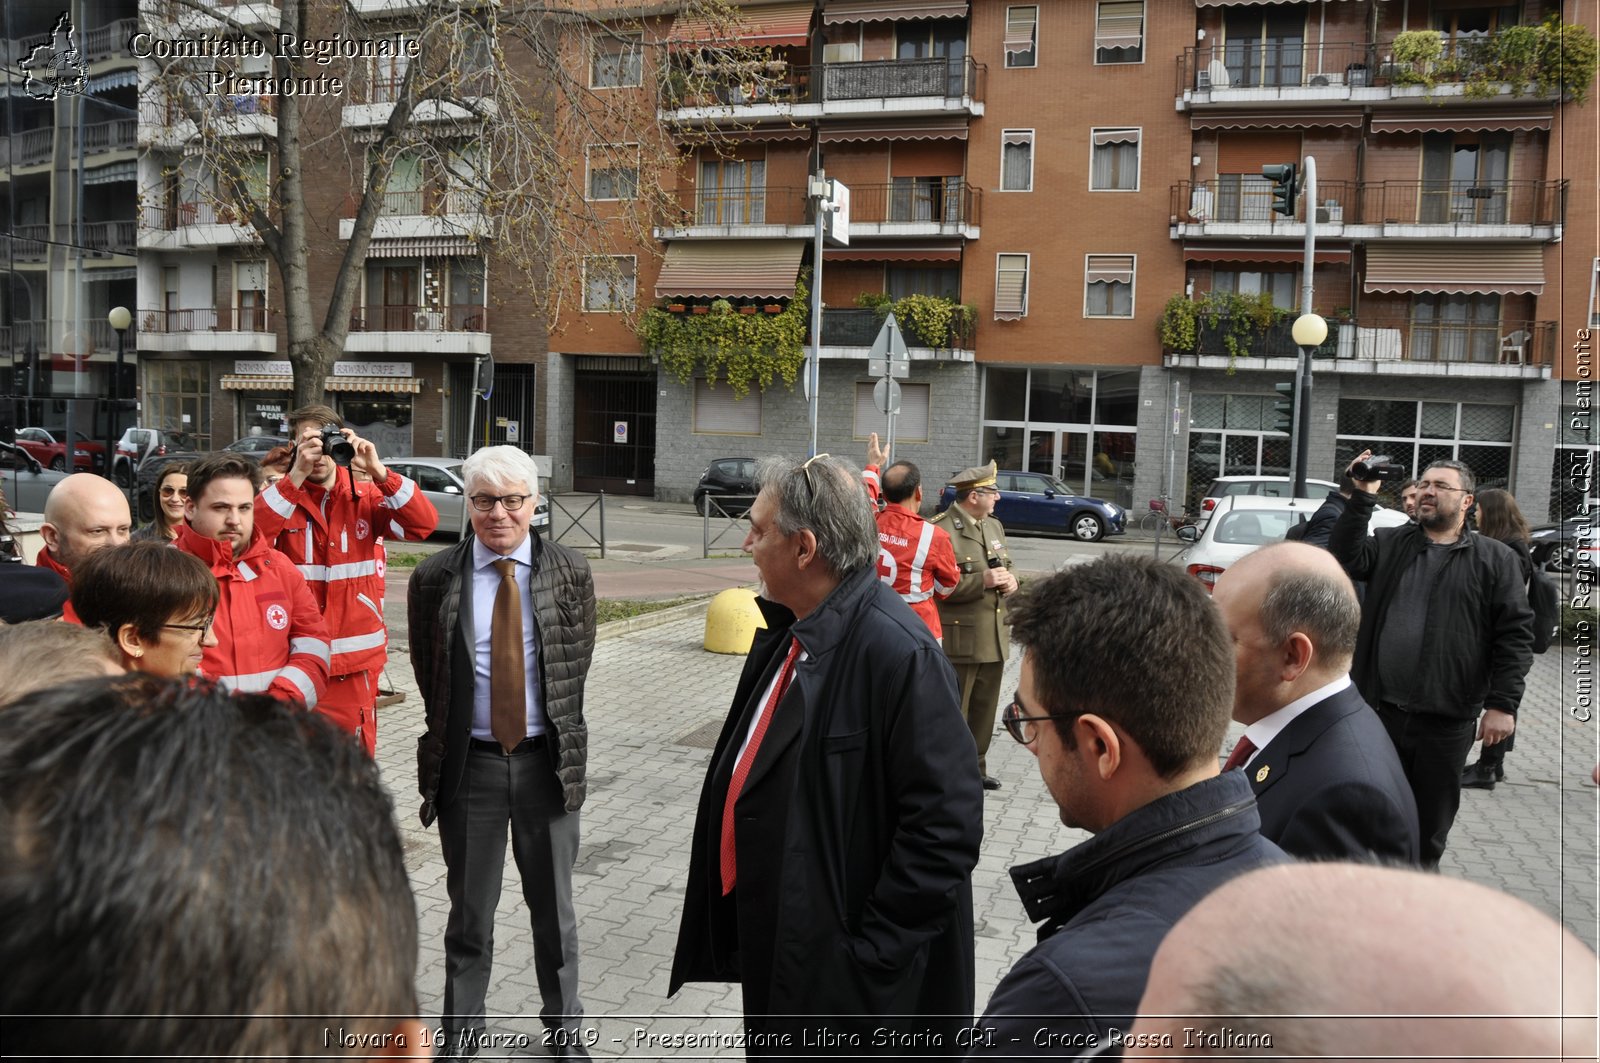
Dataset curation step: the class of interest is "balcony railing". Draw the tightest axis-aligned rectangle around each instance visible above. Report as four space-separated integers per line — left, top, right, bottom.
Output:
350 304 489 332
167 93 276 124
140 307 271 333
818 307 973 350
667 186 808 227
844 179 980 227
80 220 136 255
362 71 495 105
1174 313 1554 368
9 225 48 260
342 189 486 218
83 118 137 154
2 321 48 351
1173 179 1567 227
83 18 138 62
665 55 985 108
14 128 53 167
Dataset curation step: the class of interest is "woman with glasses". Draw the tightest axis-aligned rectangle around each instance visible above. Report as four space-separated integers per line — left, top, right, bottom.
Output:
70 541 220 677
132 463 189 542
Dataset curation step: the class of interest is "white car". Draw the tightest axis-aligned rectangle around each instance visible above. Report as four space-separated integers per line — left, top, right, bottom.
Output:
1175 495 1409 593
384 457 550 538
1196 475 1342 533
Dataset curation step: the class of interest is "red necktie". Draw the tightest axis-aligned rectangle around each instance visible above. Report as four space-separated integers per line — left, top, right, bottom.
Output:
720 638 802 896
1224 735 1258 772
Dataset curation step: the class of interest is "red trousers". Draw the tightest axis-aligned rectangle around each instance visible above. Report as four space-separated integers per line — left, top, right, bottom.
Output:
318 669 378 758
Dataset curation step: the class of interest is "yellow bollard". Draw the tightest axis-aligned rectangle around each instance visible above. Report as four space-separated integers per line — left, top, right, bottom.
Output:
703 587 766 655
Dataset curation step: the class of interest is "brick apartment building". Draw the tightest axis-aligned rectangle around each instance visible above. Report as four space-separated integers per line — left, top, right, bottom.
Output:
5 0 1592 519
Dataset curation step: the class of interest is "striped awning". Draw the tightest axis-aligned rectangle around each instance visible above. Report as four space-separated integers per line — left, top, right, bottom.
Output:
1196 0 1361 5
669 1 813 49
221 373 293 391
824 244 963 262
83 160 136 185
1364 244 1545 295
323 376 423 394
683 125 813 145
1192 112 1363 130
1370 112 1553 134
822 1 969 24
655 239 806 299
365 237 479 259
1185 246 1352 265
819 120 968 143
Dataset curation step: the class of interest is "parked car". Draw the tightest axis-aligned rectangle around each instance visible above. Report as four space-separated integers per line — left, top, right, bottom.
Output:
14 427 107 472
114 427 195 486
937 468 1127 542
1530 515 1595 571
385 456 550 538
222 434 293 456
1175 495 1409 593
0 441 70 514
1196 475 1342 532
693 457 758 516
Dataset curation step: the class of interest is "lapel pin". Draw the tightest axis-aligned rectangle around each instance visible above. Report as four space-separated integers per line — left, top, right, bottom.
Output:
1255 764 1271 783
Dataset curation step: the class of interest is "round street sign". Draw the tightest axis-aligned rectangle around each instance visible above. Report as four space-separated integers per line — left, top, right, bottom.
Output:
873 377 901 416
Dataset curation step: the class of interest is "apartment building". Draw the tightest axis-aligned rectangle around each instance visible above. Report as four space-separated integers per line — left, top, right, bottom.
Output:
560 0 1596 517
2 0 139 459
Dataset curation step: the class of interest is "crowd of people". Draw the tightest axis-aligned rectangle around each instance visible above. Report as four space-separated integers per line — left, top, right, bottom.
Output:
0 434 1591 1060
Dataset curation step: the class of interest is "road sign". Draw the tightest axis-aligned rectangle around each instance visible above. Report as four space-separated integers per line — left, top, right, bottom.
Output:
613 420 628 444
868 313 910 379
474 354 495 400
826 180 850 246
873 377 901 416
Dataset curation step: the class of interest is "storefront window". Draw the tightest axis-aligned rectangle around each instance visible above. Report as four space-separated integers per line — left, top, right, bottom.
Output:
240 394 290 439
143 360 210 449
338 396 413 457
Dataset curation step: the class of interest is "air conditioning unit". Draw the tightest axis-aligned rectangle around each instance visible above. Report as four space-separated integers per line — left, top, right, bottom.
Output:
414 310 444 331
1197 69 1211 90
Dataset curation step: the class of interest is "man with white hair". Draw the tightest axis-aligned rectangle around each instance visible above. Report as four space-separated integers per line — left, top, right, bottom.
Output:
410 446 595 1061
36 472 132 621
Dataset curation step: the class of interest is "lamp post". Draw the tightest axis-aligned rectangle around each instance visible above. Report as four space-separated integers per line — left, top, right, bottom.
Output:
1289 311 1327 500
107 306 131 483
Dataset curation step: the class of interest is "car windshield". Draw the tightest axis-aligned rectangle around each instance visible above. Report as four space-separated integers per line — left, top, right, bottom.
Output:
1213 510 1298 545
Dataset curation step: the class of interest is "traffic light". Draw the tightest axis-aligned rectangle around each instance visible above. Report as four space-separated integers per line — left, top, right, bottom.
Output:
1262 163 1299 218
1272 381 1295 434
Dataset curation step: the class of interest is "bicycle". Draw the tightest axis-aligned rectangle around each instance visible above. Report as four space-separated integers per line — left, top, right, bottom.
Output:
1137 497 1186 534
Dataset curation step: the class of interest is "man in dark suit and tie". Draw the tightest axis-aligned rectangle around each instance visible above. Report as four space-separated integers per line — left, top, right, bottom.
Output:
410 446 596 1060
1211 541 1420 863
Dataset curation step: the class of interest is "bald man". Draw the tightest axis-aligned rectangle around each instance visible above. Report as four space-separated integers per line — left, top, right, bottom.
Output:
1211 542 1419 863
36 475 132 622
1126 863 1598 1061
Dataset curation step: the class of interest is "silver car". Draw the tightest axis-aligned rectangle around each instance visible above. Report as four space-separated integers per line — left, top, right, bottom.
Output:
385 456 550 538
0 442 70 514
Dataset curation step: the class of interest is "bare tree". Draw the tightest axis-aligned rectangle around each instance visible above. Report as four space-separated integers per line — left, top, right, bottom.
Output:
139 0 766 407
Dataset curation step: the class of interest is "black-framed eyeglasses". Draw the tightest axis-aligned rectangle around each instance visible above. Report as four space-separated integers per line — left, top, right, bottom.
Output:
469 493 530 512
798 453 831 501
163 615 215 637
1002 689 1077 745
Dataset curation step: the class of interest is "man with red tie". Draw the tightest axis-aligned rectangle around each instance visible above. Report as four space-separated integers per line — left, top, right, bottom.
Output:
861 434 959 639
671 453 982 1053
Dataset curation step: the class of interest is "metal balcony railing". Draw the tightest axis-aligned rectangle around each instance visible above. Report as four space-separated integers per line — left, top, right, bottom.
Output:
664 55 985 108
667 186 808 227
844 179 980 227
350 304 489 332
818 307 973 350
83 118 137 154
1172 179 1567 227
139 307 272 333
167 93 276 124
1173 312 1554 368
342 189 486 218
1179 41 1374 93
362 71 495 105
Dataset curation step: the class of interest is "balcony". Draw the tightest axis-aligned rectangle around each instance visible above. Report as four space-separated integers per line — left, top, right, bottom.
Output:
84 118 137 155
1164 313 1554 378
7 225 49 262
844 179 979 239
138 202 262 250
1 321 47 352
341 72 497 127
150 92 278 144
660 55 985 123
11 128 54 168
148 0 280 31
338 189 491 240
346 304 491 356
1179 29 1583 107
818 307 973 354
138 306 276 353
79 220 137 256
655 186 809 239
83 18 137 64
1171 179 1565 240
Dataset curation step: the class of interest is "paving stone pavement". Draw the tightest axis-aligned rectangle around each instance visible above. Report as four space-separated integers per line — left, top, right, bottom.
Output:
375 617 1597 1059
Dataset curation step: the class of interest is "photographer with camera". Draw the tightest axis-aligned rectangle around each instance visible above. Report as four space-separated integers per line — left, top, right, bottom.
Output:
256 404 438 756
1328 449 1533 869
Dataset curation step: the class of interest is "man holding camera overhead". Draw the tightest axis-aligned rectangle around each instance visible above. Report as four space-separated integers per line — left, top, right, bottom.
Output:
1328 450 1532 868
256 403 438 755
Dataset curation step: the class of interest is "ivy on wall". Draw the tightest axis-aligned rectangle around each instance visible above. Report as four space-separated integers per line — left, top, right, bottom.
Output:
637 274 810 399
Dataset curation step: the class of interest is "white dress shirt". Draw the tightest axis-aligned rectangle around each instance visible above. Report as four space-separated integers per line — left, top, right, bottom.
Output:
1236 675 1352 768
470 535 545 741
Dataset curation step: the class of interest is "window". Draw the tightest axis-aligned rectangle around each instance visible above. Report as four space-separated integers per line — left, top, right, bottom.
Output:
1095 1 1143 64
1214 269 1297 311
693 380 761 435
1410 293 1501 364
854 382 931 441
995 253 1029 319
587 144 638 200
1090 128 1140 191
1001 130 1033 192
591 35 641 88
1084 255 1135 318
1335 398 1516 503
1004 6 1037 68
1223 6 1302 86
583 255 636 312
143 360 211 450
886 267 959 302
697 157 765 225
235 261 267 331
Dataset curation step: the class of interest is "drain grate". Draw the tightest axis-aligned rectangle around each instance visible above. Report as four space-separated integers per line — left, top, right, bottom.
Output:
672 719 725 749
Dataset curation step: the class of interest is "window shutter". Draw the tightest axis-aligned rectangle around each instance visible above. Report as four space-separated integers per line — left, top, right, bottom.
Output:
995 254 1028 318
1086 255 1135 286
1004 7 1037 55
693 379 761 434
854 382 931 441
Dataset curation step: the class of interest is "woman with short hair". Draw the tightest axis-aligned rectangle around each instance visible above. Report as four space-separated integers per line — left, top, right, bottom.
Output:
71 541 220 677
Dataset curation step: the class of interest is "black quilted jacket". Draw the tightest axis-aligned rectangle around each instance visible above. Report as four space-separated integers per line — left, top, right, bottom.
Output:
408 531 595 822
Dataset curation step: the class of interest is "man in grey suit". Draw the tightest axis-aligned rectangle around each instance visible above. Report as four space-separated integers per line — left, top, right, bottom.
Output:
1211 541 1420 863
410 446 596 1060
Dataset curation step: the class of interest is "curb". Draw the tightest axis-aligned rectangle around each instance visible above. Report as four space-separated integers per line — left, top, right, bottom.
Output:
596 595 717 641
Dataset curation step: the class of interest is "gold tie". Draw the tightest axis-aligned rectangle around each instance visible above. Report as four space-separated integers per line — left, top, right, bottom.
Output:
490 558 526 753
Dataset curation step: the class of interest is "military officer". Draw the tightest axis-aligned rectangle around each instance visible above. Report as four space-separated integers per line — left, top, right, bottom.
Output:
932 461 1017 791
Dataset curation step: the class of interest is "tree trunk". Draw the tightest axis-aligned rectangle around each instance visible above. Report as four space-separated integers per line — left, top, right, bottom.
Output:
289 334 343 410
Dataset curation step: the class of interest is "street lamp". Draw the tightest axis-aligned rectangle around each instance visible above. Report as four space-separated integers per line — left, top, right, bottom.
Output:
1288 312 1327 499
107 306 131 483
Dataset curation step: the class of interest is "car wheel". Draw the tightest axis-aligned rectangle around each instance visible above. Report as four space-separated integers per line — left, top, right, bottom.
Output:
49 456 65 471
1071 512 1105 542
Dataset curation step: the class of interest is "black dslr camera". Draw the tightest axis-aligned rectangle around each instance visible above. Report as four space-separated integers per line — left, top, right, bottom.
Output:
1351 454 1406 482
318 426 356 467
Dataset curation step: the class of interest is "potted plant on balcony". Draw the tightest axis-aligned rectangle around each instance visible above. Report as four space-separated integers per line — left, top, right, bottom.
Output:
1390 30 1446 90
636 274 810 399
666 303 686 313
1461 17 1598 103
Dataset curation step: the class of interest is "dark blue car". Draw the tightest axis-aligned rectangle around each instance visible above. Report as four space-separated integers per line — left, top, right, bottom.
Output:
938 469 1126 542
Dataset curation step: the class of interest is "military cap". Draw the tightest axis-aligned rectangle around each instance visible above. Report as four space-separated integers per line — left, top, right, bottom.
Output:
948 460 998 491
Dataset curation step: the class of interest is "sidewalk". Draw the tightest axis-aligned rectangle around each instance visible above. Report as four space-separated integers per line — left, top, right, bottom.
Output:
374 612 1597 1058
